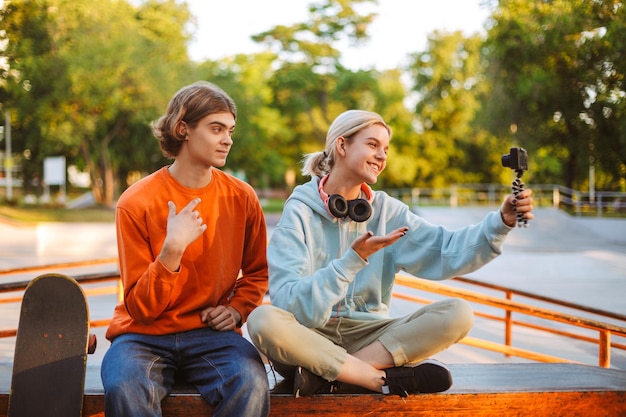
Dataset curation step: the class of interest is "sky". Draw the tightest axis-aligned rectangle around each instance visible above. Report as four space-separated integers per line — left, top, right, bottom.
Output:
184 0 493 71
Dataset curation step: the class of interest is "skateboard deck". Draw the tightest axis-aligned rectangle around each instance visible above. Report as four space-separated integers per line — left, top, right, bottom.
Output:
8 273 91 417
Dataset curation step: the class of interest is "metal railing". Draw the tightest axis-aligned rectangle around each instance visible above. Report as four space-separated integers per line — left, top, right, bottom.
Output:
392 274 626 368
388 184 626 217
1 260 625 368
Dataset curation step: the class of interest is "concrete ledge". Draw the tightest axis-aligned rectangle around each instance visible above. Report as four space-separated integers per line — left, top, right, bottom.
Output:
1 363 625 416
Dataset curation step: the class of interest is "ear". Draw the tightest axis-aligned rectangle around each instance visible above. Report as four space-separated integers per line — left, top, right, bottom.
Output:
335 136 346 157
177 121 188 138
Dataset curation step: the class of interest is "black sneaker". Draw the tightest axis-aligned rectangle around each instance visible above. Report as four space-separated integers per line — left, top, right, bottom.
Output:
382 359 452 397
293 366 338 398
269 362 296 394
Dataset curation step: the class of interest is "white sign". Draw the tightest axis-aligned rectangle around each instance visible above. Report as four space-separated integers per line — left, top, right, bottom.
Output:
44 156 66 185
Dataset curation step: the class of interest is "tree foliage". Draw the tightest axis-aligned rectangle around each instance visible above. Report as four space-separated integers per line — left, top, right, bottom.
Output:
1 0 625 207
1 0 193 206
196 52 294 189
408 30 505 188
252 0 375 68
251 0 418 187
484 0 626 190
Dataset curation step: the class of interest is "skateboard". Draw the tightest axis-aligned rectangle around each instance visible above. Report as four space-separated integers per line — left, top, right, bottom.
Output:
8 273 96 417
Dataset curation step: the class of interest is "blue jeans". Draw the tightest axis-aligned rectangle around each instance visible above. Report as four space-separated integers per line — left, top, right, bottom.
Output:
101 328 270 417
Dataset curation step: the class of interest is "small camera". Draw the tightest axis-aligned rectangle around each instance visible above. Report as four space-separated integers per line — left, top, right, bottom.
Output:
501 147 528 171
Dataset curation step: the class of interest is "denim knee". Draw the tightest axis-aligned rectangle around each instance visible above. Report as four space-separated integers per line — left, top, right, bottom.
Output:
102 369 165 417
101 335 170 417
213 353 269 417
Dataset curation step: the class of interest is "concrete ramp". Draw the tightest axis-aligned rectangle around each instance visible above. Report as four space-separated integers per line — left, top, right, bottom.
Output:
413 207 626 317
415 207 626 249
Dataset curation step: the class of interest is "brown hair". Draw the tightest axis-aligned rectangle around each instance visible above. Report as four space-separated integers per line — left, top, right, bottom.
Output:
152 81 237 158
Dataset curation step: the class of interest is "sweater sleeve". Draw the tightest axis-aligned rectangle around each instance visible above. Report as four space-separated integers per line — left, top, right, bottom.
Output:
116 205 180 325
395 207 512 280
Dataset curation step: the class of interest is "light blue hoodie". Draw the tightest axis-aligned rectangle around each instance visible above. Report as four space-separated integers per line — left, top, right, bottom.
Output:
267 177 512 329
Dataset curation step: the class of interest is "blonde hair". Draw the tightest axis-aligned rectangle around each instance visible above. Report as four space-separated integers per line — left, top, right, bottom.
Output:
301 110 392 177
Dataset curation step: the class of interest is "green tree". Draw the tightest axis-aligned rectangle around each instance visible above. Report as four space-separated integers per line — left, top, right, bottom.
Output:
484 0 626 190
0 0 67 195
251 0 425 187
197 52 294 189
252 0 376 69
408 30 501 188
1 0 193 206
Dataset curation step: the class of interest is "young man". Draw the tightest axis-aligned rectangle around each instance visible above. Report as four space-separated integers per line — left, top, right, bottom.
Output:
101 81 270 416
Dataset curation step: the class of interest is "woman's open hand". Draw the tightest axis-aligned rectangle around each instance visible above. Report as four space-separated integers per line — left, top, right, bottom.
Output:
351 227 409 260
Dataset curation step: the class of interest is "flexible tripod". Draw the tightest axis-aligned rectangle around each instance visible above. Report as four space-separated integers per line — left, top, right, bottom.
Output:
512 169 528 228
501 147 529 228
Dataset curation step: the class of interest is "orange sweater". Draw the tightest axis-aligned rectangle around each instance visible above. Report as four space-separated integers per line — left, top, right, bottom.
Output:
106 167 268 340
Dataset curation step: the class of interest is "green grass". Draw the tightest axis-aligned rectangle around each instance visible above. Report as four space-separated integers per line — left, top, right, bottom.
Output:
260 198 285 213
0 197 286 224
0 205 116 223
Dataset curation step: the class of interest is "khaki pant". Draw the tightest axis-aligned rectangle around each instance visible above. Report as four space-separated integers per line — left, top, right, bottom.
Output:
247 298 474 381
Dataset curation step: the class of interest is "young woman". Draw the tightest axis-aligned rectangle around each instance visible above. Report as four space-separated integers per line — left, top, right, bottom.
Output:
101 81 270 416
247 109 533 398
